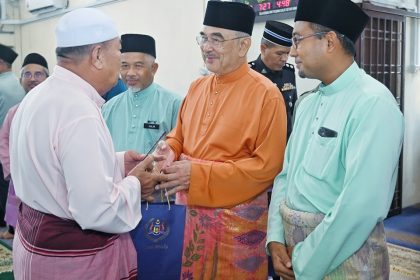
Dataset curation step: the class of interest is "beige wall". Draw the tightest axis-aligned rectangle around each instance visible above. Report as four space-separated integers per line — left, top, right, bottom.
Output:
1 0 419 207
5 0 205 95
403 69 420 207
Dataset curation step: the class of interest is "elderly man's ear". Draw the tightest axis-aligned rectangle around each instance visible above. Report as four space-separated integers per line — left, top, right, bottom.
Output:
91 45 104 69
239 37 251 57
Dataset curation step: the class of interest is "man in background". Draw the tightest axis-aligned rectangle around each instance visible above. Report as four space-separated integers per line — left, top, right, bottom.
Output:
0 44 25 126
155 2 287 278
267 0 404 279
102 33 182 201
104 77 127 102
10 8 165 279
250 21 297 139
0 44 25 231
0 52 49 240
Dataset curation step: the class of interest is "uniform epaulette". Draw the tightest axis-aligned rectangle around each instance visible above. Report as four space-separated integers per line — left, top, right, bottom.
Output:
284 63 295 71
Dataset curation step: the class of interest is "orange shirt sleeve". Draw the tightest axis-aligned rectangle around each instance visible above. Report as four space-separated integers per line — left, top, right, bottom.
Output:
165 98 186 159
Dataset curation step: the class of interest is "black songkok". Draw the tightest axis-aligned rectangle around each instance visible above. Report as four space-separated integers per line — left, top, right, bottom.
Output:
121 34 156 58
22 53 48 69
0 44 18 64
203 1 256 35
295 0 369 43
263 21 293 47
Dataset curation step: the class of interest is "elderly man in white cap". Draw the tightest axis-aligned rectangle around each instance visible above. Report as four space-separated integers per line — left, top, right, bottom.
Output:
10 8 165 280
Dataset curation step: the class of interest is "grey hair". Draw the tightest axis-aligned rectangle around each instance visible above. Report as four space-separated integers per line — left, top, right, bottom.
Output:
309 23 355 56
55 39 113 63
235 31 251 38
56 44 95 62
261 37 277 48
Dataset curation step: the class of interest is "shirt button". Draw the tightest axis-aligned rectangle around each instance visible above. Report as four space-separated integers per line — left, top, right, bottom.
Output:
210 102 213 105
215 91 218 95
135 105 139 107
133 115 136 118
131 125 135 128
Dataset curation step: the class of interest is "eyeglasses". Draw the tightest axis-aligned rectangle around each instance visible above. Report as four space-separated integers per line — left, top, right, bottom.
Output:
292 32 328 49
21 71 47 80
196 34 249 49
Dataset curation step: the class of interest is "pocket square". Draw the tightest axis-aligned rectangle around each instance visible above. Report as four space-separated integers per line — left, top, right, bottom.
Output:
318 127 338 138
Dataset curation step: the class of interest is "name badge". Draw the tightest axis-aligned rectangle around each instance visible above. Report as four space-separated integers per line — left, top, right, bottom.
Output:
144 123 160 129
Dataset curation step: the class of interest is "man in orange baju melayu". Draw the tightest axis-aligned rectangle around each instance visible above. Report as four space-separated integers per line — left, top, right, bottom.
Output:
156 2 287 279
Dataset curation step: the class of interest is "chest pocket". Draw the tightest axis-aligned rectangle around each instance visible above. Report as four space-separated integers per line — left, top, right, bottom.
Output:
302 134 338 179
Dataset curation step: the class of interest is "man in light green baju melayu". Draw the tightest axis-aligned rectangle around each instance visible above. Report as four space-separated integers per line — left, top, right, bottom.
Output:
102 33 182 160
102 34 182 202
267 0 404 279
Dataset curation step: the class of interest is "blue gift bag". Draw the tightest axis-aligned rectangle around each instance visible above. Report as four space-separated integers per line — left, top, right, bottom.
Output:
130 202 186 280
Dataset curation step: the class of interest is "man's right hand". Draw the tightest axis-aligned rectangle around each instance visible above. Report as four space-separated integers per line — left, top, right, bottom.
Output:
268 241 295 280
127 155 166 201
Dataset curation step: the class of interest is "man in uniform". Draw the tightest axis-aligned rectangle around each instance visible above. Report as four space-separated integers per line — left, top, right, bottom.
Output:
250 21 296 139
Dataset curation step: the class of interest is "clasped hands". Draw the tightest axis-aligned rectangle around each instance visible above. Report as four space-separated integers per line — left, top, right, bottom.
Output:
124 141 191 202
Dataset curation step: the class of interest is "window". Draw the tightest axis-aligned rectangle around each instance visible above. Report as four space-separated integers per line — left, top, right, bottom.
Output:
355 3 405 217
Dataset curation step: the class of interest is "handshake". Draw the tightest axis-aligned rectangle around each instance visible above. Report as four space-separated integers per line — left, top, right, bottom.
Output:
124 141 177 202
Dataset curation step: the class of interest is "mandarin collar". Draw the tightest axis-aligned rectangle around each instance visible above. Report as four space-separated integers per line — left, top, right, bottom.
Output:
318 62 359 95
128 83 157 99
53 65 104 107
214 63 250 84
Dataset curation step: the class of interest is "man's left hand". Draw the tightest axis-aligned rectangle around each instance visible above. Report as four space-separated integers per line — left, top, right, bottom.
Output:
156 160 191 196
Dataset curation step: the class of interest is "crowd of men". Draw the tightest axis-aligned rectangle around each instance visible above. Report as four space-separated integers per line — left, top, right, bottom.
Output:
0 0 404 279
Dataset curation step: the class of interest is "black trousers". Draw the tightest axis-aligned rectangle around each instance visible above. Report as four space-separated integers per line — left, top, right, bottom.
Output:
0 164 9 227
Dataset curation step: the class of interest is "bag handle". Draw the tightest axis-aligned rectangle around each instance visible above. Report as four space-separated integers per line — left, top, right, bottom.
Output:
145 189 171 210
